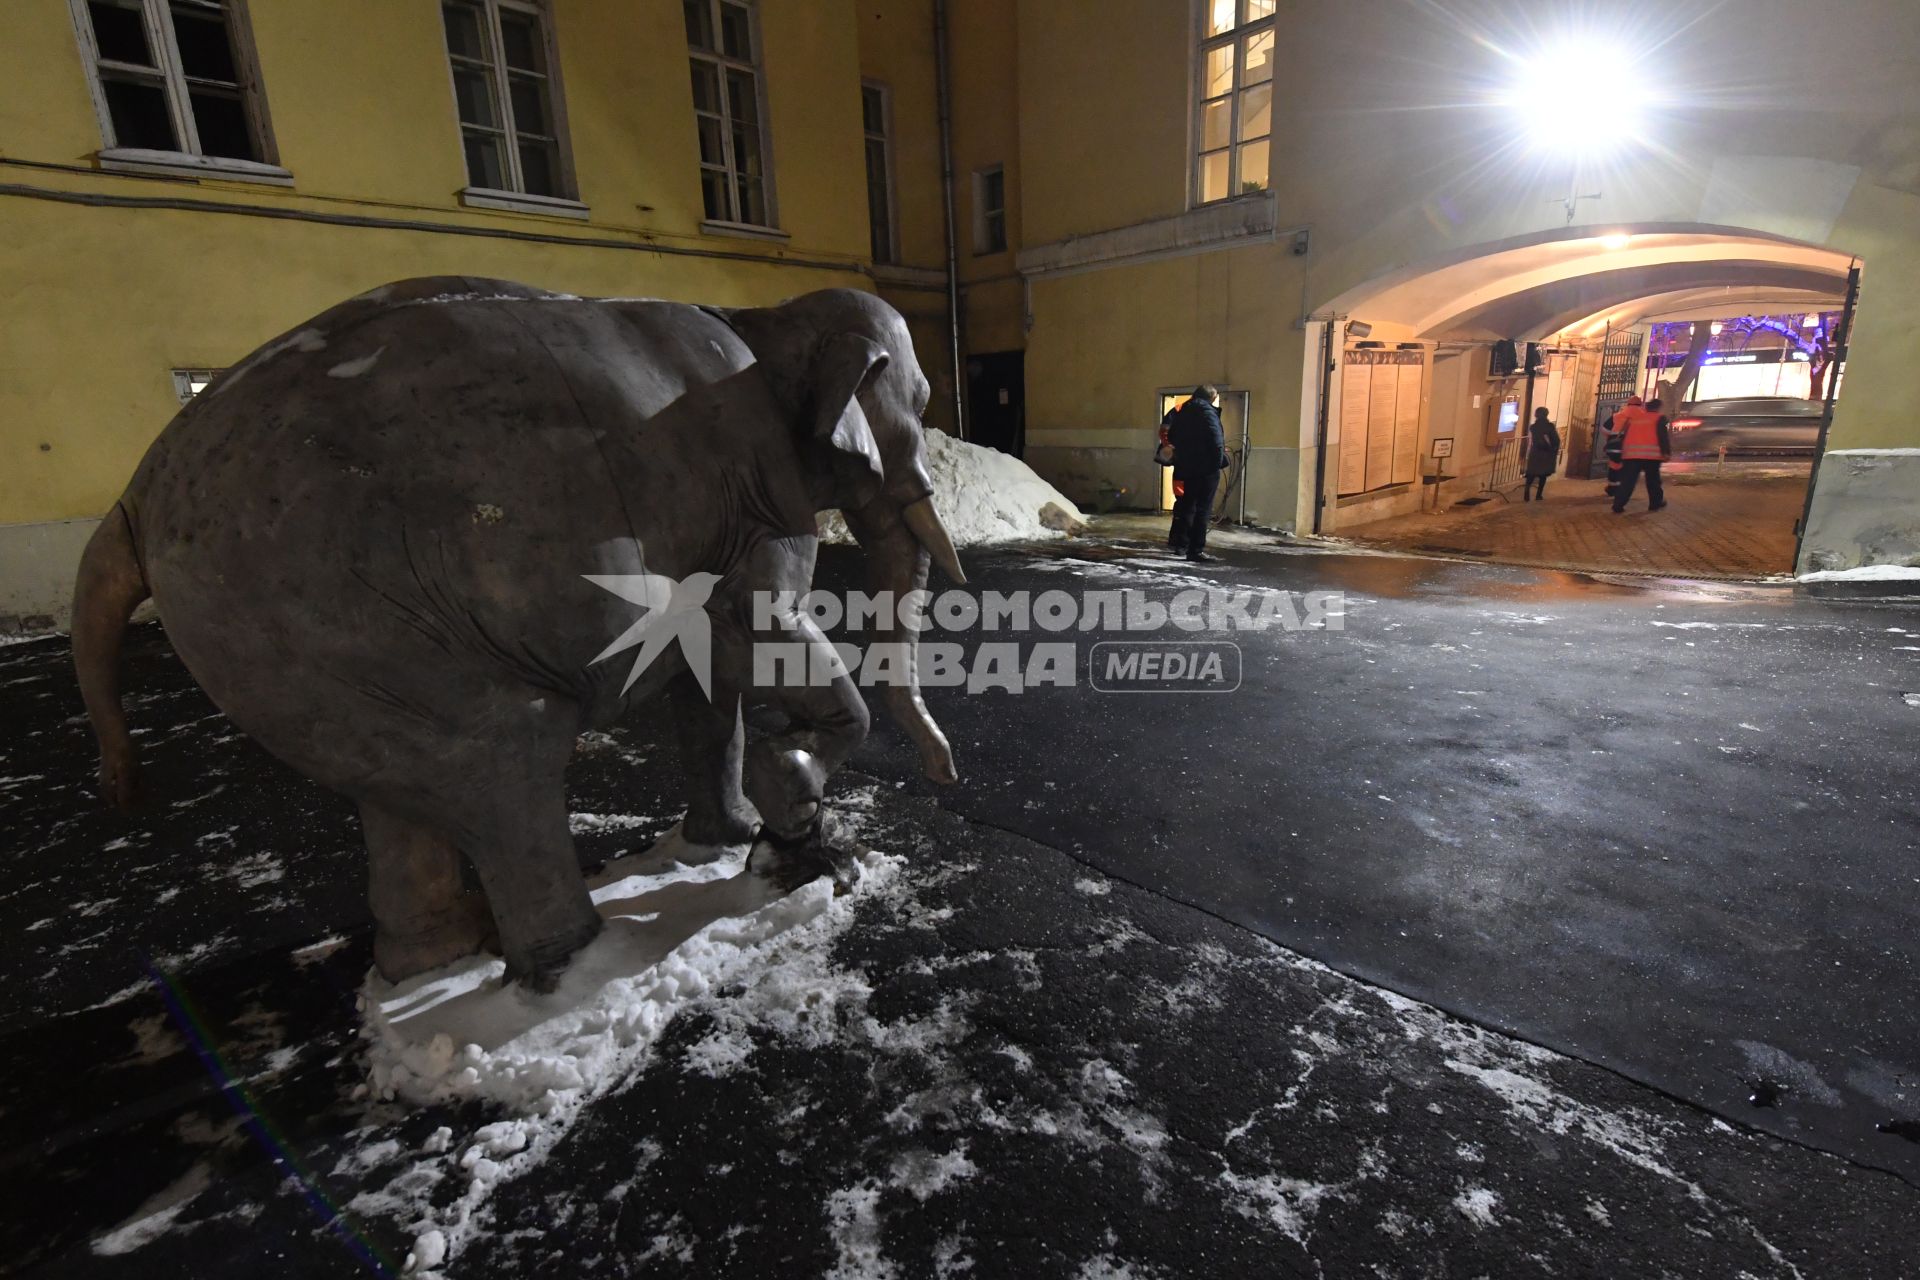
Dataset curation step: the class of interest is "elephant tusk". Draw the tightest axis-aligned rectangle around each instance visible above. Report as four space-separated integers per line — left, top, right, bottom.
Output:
901 497 966 585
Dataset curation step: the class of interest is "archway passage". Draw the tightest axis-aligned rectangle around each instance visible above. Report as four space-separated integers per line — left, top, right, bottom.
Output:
1311 227 1857 579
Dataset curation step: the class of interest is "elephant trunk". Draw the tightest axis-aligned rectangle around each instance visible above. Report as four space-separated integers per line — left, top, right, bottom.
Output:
843 495 960 785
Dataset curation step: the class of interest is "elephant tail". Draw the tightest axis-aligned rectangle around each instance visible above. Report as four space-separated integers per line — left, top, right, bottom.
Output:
71 503 149 809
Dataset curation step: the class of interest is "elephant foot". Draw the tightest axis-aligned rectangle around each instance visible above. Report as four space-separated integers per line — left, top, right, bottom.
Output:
501 912 604 995
373 891 498 983
681 802 759 850
746 824 858 895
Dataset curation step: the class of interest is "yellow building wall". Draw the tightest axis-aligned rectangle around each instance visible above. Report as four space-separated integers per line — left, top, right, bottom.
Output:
857 0 945 271
1015 0 1187 242
1007 0 1920 549
0 0 882 539
949 0 1023 353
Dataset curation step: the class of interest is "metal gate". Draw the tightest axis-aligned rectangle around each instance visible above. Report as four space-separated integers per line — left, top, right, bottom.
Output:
1483 433 1524 492
1585 325 1646 478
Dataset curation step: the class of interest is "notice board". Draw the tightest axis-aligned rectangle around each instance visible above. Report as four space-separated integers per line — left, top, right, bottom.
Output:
1338 348 1426 497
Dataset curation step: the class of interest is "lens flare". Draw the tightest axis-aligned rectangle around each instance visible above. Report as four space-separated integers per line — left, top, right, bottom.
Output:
1501 40 1650 159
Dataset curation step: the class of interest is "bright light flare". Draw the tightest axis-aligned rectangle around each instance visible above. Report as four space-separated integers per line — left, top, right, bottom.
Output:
1600 233 1632 250
1501 40 1649 158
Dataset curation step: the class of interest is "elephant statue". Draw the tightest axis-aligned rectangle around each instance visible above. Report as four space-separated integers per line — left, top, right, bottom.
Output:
71 277 964 989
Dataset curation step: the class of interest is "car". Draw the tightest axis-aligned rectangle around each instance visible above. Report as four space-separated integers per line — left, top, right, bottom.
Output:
1667 396 1824 455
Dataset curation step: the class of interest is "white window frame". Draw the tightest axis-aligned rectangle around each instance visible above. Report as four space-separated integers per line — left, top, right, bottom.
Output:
440 0 586 217
687 0 779 233
67 0 289 184
861 79 898 265
972 165 1007 256
1191 0 1277 207
171 367 222 403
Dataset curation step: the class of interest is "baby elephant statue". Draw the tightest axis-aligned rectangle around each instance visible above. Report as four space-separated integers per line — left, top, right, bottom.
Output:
71 277 965 989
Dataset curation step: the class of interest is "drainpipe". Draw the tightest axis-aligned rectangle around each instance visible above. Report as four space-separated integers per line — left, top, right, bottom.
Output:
1310 317 1337 534
933 0 966 440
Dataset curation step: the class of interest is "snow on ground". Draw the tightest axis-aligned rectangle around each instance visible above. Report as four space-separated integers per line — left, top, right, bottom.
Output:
820 429 1085 547
352 803 901 1276
1799 563 1920 583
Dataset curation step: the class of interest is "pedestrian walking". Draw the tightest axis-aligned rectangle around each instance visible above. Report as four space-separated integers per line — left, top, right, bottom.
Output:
1601 406 1627 498
1610 395 1671 513
1166 385 1231 562
1522 407 1560 501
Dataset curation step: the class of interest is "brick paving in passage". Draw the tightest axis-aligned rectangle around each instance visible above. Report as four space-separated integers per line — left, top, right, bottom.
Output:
1342 465 1809 578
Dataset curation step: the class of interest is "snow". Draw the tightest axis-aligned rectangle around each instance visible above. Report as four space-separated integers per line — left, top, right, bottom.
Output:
819 430 1085 547
1452 1187 1500 1227
355 806 898 1274
93 1163 213 1255
327 348 385 379
1798 563 1920 582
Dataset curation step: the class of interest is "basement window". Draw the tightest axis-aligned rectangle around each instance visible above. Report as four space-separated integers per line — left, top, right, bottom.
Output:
686 0 777 230
442 0 584 214
1193 0 1277 204
70 0 286 181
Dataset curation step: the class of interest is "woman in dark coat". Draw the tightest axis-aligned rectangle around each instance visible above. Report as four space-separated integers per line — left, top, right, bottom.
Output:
1523 407 1561 501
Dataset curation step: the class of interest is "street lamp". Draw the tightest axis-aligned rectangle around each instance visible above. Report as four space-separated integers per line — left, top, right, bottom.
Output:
1499 38 1654 225
1506 40 1647 160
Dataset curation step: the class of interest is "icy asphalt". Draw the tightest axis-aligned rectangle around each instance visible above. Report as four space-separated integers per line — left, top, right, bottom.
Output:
1 533 1916 1275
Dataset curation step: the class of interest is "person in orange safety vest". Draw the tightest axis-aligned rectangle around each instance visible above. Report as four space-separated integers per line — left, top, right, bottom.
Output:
1610 395 1672 513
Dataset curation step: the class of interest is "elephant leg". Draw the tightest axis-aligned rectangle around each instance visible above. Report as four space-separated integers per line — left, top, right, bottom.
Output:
668 672 758 848
744 612 871 842
452 776 603 992
363 802 498 983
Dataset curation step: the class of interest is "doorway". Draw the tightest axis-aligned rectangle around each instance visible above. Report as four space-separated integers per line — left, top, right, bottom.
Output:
1156 389 1248 515
965 351 1025 456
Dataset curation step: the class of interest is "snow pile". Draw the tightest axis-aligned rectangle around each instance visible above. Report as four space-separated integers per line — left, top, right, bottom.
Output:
820 429 1085 547
1798 563 1920 583
357 811 900 1275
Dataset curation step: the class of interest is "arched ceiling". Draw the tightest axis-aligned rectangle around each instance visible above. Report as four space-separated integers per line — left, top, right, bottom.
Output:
1325 224 1855 343
1445 265 1845 342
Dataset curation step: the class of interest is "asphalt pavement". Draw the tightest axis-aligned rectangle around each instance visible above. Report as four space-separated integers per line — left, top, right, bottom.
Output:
821 535 1920 1185
3 531 1917 1275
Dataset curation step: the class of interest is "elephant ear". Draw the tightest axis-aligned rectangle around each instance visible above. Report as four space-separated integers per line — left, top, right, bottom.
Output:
813 333 890 480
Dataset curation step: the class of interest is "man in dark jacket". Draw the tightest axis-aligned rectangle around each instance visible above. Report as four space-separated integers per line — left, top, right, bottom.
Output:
1166 385 1231 562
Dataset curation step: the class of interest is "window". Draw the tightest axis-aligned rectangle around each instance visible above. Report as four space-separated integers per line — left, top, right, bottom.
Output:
441 0 571 200
686 0 774 228
70 0 274 167
171 368 221 404
1194 0 1276 204
862 82 896 264
973 166 1006 255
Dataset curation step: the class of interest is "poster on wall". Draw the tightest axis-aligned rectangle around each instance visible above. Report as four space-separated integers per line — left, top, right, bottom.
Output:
1391 360 1423 486
1338 360 1372 495
1364 359 1398 491
1338 348 1426 497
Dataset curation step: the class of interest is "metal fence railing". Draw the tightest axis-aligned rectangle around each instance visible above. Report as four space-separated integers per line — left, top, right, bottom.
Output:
1483 433 1524 494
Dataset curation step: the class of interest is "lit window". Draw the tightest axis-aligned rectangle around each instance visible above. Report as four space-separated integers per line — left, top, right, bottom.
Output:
862 82 896 265
973 166 1006 255
441 0 571 198
171 368 221 404
686 0 774 228
1194 0 1277 204
71 0 272 163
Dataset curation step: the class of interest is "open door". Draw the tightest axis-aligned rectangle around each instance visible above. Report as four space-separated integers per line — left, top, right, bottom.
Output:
1156 389 1247 515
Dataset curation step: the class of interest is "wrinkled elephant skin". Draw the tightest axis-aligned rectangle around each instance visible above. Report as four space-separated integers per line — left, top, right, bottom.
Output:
70 277 963 989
